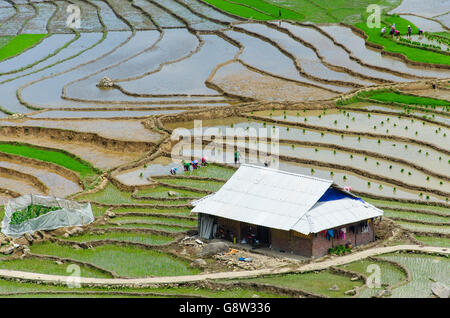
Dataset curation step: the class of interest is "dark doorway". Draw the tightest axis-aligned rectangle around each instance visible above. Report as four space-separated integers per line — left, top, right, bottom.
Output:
257 226 271 245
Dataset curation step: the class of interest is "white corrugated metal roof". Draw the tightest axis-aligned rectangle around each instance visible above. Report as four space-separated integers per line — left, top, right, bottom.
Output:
191 164 383 234
292 198 383 234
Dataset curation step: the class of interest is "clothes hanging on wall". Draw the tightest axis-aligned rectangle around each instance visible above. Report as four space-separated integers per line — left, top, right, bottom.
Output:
339 228 346 240
326 229 334 240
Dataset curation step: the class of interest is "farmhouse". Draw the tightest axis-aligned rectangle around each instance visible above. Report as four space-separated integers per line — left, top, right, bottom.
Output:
192 165 383 257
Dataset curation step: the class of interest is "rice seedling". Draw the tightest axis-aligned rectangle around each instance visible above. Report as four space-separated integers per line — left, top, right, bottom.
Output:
30 243 199 277
377 253 450 298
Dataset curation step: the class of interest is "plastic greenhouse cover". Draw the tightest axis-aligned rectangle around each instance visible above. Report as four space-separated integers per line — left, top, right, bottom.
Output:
1 194 94 237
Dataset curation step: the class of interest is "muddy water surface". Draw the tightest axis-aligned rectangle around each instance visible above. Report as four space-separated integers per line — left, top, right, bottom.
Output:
119 34 238 95
276 22 410 83
21 2 56 34
211 61 337 101
0 159 82 197
114 156 183 186
320 25 450 79
0 118 163 142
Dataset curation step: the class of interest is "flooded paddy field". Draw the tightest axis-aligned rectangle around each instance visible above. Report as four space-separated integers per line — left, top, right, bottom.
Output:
319 25 450 78
210 62 338 102
21 2 56 34
0 4 34 35
0 158 82 197
0 118 163 142
0 134 145 170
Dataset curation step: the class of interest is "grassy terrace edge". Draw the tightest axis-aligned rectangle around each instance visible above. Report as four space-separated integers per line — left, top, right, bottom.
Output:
0 34 48 62
0 141 101 179
336 89 450 108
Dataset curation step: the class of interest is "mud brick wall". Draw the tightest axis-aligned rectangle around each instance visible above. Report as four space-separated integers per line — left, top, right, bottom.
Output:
270 229 313 257
312 221 375 257
290 234 313 257
270 229 291 253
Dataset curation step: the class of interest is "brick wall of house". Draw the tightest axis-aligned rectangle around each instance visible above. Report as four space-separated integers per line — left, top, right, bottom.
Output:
270 229 312 257
290 233 313 257
270 228 291 252
312 221 375 257
215 217 375 258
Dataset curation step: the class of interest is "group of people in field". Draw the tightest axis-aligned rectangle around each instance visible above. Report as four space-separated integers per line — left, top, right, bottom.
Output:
169 151 273 175
381 23 423 38
170 157 209 175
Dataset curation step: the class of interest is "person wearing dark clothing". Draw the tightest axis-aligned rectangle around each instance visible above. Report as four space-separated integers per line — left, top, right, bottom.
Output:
234 151 240 165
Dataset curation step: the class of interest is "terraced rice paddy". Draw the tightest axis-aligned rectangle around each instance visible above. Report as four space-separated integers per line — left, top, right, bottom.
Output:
233 270 365 298
377 252 450 298
339 258 407 298
29 242 199 278
0 0 448 299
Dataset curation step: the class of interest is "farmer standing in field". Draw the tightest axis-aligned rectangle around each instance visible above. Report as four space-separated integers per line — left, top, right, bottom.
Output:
407 25 412 37
234 150 240 165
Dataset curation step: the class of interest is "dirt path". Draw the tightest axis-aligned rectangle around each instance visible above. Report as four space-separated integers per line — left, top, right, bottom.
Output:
0 245 447 287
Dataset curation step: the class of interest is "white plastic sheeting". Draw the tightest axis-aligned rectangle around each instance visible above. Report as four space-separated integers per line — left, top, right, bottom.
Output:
198 213 216 239
1 194 94 237
192 164 383 235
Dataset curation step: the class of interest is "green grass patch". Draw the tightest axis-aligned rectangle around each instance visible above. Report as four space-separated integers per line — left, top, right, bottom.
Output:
30 242 199 278
156 178 225 192
362 90 450 107
210 0 304 20
0 34 47 61
236 270 363 297
355 15 450 65
205 0 400 24
57 231 175 245
0 142 98 179
0 258 111 278
202 0 274 20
